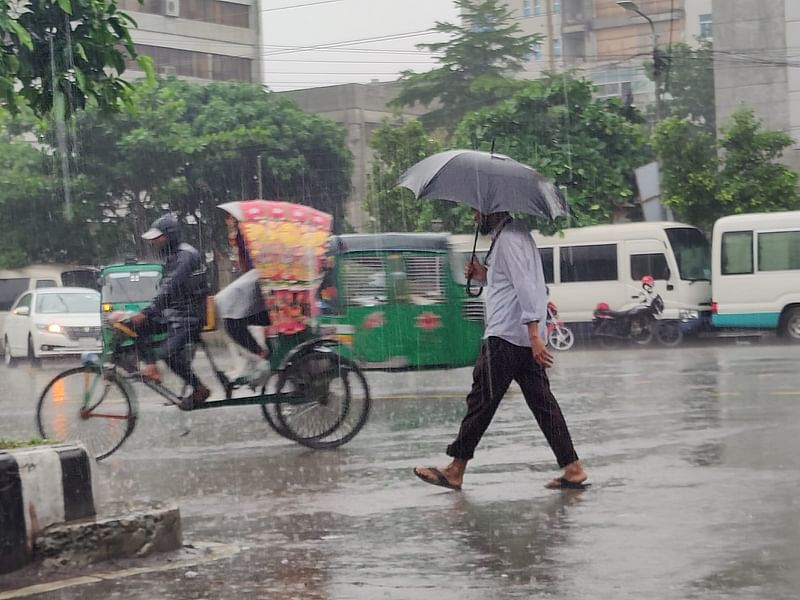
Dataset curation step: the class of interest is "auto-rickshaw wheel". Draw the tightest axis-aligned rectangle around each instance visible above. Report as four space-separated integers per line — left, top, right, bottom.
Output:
274 349 370 449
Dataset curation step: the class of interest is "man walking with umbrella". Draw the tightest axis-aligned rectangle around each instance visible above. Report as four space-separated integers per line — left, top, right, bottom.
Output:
398 150 588 490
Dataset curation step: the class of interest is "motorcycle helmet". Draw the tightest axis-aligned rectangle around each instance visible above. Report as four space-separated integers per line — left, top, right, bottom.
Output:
596 302 610 311
641 275 655 289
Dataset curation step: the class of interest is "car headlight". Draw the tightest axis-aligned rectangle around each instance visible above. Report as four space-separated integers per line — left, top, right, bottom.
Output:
36 323 64 334
679 310 699 321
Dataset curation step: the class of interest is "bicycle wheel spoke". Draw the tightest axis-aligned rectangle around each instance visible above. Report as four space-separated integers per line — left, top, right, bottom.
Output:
276 351 370 449
37 367 135 460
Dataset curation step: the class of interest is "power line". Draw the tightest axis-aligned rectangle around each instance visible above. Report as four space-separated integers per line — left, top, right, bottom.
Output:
261 0 345 13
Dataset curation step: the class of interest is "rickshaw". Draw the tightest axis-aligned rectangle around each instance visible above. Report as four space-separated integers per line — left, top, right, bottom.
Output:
35 201 371 461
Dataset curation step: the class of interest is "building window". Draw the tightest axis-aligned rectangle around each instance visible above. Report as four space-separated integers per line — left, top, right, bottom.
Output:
522 0 532 17
129 44 252 82
721 231 753 275
553 0 561 14
699 14 712 39
534 0 542 17
531 42 543 61
553 38 562 58
119 0 251 28
559 244 618 283
758 231 800 271
119 0 162 14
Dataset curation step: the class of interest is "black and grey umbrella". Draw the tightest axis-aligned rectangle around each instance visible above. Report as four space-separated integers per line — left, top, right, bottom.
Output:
397 149 567 296
397 149 567 220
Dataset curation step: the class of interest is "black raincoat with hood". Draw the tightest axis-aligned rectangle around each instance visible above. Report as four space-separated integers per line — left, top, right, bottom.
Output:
142 214 209 324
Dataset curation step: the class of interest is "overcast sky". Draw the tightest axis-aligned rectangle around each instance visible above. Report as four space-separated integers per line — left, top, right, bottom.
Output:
261 0 461 91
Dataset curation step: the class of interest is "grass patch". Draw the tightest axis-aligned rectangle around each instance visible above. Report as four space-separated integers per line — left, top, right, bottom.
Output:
0 438 54 450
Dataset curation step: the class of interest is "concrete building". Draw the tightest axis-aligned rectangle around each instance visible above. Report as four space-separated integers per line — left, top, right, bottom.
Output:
119 0 261 83
516 0 565 79
713 0 800 170
277 82 430 231
511 1 712 109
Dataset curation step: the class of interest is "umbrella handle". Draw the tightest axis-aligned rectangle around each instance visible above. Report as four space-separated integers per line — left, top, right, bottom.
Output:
466 225 483 298
466 277 483 298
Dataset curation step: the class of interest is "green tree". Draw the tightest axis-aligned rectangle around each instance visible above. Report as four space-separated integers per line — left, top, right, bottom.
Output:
42 78 352 262
0 137 101 268
364 118 474 232
391 0 542 132
0 0 150 117
652 116 719 229
654 109 799 231
455 73 650 225
718 110 799 215
661 41 716 132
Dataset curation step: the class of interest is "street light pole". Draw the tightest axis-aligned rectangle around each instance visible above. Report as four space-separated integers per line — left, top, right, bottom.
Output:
616 1 662 123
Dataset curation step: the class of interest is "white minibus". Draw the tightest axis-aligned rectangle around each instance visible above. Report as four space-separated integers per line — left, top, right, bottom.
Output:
450 222 712 338
711 211 800 340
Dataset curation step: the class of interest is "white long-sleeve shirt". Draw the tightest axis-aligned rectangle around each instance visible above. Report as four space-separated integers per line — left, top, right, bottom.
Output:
483 219 548 347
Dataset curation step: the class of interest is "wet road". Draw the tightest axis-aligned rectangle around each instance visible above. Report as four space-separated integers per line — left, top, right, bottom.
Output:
2 342 800 599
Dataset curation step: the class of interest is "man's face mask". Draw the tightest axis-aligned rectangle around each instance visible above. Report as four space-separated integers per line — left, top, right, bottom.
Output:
478 214 492 236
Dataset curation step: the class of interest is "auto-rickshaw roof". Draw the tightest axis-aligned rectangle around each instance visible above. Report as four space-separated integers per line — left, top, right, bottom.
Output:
334 233 449 253
100 262 163 275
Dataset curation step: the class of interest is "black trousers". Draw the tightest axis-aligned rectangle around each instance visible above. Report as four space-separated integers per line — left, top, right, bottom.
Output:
131 316 203 388
223 311 270 356
446 336 580 467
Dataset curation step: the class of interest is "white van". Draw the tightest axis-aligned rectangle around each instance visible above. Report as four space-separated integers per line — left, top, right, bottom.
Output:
450 222 712 336
0 264 99 352
711 211 800 340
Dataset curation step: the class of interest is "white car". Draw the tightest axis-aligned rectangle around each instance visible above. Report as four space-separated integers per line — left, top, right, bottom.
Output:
2 287 102 366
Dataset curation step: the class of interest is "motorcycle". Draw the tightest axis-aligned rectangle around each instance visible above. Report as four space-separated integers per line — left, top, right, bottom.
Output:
592 275 665 347
547 300 575 351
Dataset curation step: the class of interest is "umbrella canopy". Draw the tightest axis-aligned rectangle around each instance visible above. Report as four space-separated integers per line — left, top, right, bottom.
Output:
397 149 567 220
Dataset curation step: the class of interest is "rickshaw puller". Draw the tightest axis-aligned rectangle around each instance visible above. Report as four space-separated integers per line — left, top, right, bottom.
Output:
128 214 211 410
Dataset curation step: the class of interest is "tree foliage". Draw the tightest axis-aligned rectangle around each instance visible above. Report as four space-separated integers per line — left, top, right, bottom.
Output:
455 74 650 226
364 118 474 233
652 116 717 228
654 109 799 231
391 0 542 132
0 0 149 117
0 78 352 267
718 110 799 215
661 41 716 132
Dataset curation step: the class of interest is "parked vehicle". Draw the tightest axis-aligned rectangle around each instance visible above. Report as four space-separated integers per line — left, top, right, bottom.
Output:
592 276 678 346
546 300 574 351
711 211 800 341
317 233 485 369
450 222 711 344
0 264 99 355
3 287 102 367
533 223 711 342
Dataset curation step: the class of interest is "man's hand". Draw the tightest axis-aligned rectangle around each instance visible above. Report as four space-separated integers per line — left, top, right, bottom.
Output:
130 312 146 326
531 335 554 369
464 256 487 284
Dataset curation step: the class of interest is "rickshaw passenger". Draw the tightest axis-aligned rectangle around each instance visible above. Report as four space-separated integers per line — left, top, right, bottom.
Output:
215 214 271 385
128 214 210 410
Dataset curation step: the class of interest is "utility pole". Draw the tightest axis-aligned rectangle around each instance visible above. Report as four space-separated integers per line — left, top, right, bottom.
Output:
616 1 665 123
256 154 263 199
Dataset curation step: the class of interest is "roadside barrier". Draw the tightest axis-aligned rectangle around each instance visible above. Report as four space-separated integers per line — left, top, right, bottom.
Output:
0 443 94 574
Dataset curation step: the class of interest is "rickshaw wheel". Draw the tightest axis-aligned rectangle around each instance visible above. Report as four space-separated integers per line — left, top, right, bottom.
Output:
274 350 370 449
37 366 136 461
260 398 291 438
